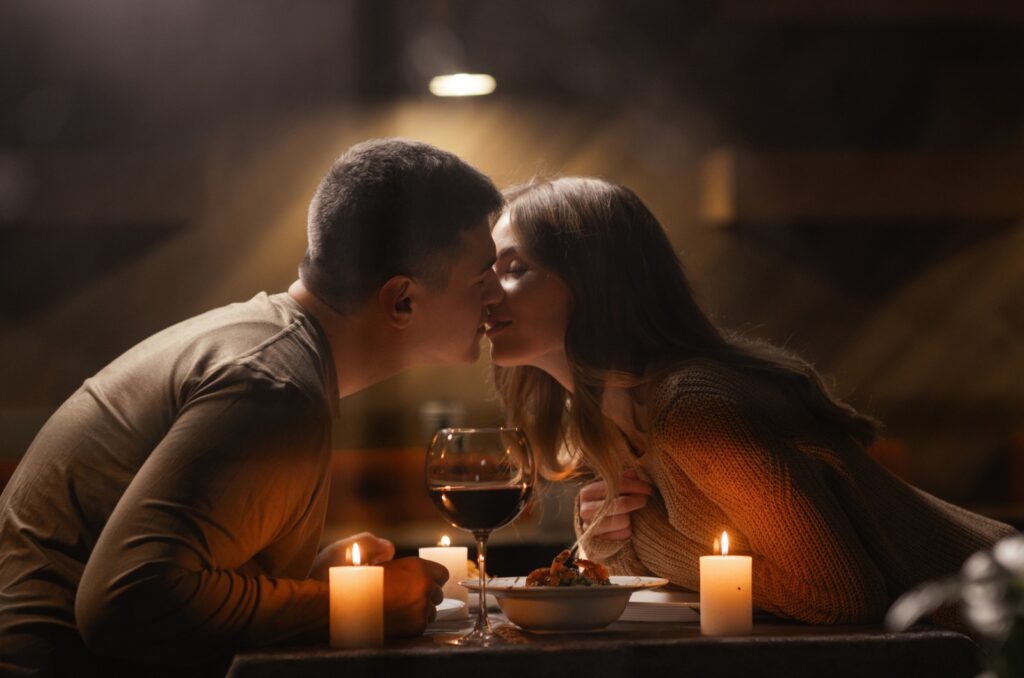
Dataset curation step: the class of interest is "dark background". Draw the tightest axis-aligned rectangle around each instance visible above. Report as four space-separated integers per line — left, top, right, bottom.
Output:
1 0 1023 550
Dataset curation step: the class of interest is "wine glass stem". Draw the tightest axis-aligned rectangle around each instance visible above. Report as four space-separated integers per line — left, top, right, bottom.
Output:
474 531 490 635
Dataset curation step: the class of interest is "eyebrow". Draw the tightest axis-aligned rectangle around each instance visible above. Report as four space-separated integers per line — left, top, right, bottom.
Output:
496 246 516 260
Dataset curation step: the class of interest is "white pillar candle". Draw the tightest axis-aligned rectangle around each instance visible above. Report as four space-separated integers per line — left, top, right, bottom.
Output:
699 531 752 636
419 535 469 617
329 543 384 648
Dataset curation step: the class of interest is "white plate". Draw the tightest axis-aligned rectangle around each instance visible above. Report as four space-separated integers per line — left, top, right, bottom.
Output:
435 598 467 621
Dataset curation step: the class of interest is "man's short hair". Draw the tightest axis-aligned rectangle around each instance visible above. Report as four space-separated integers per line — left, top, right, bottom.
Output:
299 138 503 314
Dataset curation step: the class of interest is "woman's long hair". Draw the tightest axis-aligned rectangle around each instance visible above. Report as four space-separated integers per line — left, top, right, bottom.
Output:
492 177 879 533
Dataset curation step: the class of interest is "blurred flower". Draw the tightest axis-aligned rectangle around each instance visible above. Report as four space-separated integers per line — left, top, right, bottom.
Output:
887 534 1024 678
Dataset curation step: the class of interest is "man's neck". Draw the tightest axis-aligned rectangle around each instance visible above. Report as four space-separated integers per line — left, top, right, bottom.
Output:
288 280 415 398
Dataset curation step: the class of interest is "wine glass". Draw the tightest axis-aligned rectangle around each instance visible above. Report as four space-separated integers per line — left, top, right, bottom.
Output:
425 427 535 646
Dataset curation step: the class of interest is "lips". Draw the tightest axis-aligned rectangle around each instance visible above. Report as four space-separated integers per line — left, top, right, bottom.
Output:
485 320 511 337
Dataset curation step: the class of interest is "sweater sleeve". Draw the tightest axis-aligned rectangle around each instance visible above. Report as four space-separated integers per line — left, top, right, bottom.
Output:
652 388 889 624
75 366 331 664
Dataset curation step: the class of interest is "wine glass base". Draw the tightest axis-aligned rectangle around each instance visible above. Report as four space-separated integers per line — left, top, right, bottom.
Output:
433 628 503 646
432 622 525 647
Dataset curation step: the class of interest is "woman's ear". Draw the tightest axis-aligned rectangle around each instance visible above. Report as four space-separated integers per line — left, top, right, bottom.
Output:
378 276 415 329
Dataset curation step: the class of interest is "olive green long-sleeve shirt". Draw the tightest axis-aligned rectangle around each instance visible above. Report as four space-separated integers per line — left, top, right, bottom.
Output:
0 293 338 676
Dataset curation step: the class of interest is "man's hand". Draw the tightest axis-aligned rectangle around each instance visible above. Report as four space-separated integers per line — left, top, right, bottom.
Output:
381 557 448 638
578 469 654 541
310 532 395 581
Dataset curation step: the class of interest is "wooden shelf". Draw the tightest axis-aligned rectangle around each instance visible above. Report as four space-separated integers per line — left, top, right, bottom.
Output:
700 148 1024 224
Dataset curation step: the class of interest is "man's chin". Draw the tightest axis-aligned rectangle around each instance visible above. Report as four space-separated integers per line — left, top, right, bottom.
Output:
449 340 482 365
464 343 482 364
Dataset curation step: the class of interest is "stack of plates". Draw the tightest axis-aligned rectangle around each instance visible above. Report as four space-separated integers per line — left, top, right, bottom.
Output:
618 589 700 623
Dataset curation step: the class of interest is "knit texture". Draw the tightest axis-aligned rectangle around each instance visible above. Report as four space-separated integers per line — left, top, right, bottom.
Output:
577 359 1017 625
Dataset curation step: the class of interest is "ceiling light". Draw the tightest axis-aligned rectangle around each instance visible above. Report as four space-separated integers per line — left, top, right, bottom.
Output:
429 73 496 97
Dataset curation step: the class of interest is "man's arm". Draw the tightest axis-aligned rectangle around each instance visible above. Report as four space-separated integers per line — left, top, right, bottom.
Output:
76 367 331 663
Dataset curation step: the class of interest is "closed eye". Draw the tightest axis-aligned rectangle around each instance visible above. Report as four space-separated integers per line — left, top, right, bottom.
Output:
501 259 529 278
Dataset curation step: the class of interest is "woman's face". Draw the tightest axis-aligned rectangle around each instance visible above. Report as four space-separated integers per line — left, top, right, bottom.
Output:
486 211 572 371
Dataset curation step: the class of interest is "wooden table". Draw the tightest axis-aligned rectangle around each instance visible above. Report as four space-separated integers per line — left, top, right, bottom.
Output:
227 614 982 678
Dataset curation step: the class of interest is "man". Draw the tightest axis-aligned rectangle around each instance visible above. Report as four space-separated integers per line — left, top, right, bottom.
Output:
0 139 505 675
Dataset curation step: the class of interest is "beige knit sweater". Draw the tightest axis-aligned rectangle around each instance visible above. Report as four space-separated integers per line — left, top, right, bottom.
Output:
577 359 1016 625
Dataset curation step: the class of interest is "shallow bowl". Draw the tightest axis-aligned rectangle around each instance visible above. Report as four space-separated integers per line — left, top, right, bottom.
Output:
462 576 668 633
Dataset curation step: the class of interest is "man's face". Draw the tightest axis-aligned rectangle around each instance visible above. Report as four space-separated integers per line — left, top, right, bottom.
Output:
412 222 503 365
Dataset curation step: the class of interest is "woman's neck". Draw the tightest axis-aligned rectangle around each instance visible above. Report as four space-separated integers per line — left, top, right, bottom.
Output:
532 351 574 393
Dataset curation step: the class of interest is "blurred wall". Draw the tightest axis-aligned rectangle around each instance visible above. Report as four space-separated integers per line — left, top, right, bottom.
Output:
1 1 1023 516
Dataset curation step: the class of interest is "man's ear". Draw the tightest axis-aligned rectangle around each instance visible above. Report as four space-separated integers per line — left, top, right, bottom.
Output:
378 276 416 329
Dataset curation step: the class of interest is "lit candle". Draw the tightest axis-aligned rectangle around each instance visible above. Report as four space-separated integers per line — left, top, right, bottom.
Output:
699 531 752 635
419 535 469 617
329 543 384 648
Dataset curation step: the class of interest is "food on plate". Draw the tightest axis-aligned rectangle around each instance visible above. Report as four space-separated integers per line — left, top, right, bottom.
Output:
526 549 610 587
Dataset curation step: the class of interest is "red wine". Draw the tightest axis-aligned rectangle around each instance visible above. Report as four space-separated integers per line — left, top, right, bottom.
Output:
429 484 532 532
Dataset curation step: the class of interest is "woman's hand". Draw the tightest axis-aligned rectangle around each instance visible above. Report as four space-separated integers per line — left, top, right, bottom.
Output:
309 531 396 581
578 469 654 541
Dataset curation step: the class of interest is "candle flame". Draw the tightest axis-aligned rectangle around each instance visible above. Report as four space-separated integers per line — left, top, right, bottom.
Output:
721 531 729 556
440 535 451 547
352 542 361 566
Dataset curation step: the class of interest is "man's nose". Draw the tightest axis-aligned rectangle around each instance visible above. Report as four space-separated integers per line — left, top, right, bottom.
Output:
482 269 504 305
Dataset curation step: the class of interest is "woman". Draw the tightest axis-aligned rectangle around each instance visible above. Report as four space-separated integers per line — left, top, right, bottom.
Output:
486 176 1015 625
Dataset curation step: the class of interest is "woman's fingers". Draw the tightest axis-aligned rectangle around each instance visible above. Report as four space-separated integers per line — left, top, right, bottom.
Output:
618 476 654 496
579 473 654 502
611 493 649 515
578 472 655 536
585 493 647 532
578 479 609 502
580 493 649 523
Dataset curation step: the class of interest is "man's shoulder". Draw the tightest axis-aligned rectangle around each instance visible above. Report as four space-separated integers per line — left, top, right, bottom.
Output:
177 293 330 396
92 292 331 405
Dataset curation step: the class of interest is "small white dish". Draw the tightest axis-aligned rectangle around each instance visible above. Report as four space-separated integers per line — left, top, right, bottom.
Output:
620 589 700 622
435 598 467 621
461 576 668 633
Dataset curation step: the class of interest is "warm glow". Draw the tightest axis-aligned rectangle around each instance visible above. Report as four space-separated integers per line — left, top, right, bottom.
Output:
440 535 451 547
352 542 362 566
721 531 729 556
429 73 497 97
